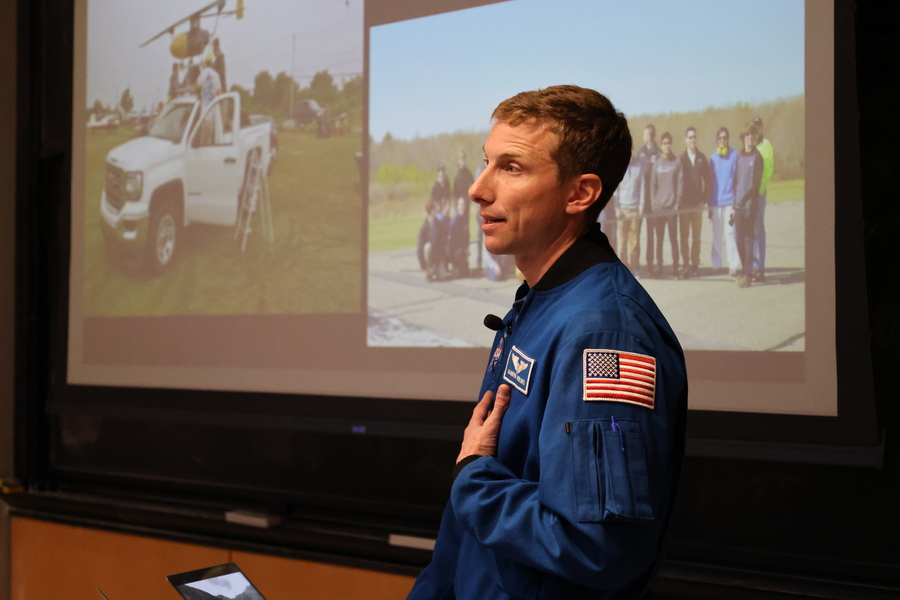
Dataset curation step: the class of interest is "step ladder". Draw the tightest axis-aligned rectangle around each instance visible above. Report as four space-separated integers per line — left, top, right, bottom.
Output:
234 150 274 251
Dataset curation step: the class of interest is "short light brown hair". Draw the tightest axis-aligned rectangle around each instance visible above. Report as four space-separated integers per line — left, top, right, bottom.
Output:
740 122 760 141
492 85 632 215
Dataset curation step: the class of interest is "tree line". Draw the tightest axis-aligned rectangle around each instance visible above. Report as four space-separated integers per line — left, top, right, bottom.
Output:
87 69 363 128
371 95 805 187
232 69 362 127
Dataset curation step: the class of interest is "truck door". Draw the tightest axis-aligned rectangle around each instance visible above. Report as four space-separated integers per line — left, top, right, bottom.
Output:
185 92 243 226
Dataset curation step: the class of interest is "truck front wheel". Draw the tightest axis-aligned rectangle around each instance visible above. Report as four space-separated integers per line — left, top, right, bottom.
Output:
146 200 180 275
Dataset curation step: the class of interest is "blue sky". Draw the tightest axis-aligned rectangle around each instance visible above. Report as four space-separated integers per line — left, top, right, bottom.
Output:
370 0 805 141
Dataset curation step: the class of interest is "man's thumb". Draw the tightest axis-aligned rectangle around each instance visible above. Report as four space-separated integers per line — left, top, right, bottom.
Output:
493 384 511 411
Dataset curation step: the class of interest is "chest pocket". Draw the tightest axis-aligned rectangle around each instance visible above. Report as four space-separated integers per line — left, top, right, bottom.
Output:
568 418 654 522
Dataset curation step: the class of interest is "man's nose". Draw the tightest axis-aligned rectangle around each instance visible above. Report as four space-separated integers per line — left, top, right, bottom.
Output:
469 169 488 203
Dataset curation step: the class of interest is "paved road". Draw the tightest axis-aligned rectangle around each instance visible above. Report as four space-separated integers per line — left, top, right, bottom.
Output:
368 200 804 351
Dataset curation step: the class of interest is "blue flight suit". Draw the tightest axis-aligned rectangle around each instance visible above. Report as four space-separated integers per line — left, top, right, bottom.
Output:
408 225 687 600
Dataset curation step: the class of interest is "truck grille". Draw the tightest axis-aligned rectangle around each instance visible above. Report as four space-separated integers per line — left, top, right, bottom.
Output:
105 162 125 211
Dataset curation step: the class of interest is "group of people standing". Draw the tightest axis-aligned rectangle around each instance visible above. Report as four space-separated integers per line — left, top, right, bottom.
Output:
417 151 481 281
609 118 773 287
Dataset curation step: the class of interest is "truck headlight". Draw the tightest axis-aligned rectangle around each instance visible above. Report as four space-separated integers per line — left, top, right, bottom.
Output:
123 171 143 201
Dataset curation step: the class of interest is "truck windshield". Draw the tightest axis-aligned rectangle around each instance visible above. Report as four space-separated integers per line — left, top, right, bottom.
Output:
149 104 194 142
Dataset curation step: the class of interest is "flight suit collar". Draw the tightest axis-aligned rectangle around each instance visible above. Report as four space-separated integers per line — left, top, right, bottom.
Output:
523 223 619 294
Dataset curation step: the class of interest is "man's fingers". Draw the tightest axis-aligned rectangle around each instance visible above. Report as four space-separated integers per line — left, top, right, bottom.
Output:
484 385 511 426
470 389 494 424
458 386 512 462
495 384 511 408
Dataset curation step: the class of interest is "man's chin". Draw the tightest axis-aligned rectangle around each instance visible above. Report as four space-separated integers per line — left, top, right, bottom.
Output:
483 242 510 257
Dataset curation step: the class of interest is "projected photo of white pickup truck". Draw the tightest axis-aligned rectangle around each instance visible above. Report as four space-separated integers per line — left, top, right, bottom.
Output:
368 0 807 353
102 92 272 274
77 0 363 317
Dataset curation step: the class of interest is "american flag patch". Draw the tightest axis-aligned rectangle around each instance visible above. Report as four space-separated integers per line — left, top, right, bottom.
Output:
583 349 656 409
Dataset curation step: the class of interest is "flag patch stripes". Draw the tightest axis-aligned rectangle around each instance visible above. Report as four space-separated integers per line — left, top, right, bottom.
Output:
582 349 656 409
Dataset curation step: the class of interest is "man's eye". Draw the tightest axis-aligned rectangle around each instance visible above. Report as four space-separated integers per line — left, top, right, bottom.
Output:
506 164 520 173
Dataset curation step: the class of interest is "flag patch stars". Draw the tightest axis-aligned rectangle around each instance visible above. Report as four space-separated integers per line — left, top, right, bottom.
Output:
504 345 535 395
583 349 656 409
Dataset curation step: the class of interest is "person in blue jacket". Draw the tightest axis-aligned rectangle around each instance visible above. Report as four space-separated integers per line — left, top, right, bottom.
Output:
406 85 688 600
708 128 740 276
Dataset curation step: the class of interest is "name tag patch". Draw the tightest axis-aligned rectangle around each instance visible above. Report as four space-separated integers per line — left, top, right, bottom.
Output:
504 345 535 395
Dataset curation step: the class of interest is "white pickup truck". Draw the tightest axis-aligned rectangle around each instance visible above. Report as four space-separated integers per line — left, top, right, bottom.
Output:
100 92 272 274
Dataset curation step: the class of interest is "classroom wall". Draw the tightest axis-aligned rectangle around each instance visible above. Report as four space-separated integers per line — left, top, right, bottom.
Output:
0 0 18 479
0 0 18 597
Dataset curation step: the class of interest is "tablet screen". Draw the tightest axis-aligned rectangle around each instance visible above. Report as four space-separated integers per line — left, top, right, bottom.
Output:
167 563 265 600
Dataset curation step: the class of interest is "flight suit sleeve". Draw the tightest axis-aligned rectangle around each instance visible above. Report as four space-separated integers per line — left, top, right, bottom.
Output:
449 329 684 591
406 500 462 600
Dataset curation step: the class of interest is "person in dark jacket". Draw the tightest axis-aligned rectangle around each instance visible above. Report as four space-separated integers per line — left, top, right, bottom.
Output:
636 124 660 275
418 164 453 280
649 132 682 278
452 150 475 272
212 38 227 92
447 196 470 278
453 151 475 215
678 127 709 278
731 123 764 288
167 63 182 100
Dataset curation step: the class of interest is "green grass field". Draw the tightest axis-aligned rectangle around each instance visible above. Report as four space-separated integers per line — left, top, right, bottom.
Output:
367 178 805 254
82 128 362 317
368 213 424 253
765 178 804 204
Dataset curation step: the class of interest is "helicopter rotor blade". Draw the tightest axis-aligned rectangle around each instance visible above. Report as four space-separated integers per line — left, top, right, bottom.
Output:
140 0 229 48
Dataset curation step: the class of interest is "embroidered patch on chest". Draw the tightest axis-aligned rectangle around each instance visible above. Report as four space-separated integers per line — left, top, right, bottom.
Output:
503 345 535 395
583 349 656 409
487 336 505 373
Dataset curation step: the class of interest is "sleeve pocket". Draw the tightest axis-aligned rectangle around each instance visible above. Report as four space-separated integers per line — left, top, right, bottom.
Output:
569 419 654 523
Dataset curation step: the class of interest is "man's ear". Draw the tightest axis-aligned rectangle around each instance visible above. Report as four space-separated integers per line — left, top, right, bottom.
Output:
565 174 602 215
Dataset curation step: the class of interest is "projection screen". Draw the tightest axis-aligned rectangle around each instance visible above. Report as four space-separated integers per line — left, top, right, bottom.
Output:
69 0 836 416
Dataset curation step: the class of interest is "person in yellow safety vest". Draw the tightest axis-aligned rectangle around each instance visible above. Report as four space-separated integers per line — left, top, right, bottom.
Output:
752 116 774 283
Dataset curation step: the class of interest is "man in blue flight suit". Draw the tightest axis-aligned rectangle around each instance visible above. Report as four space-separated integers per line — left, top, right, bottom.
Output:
406 85 687 600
